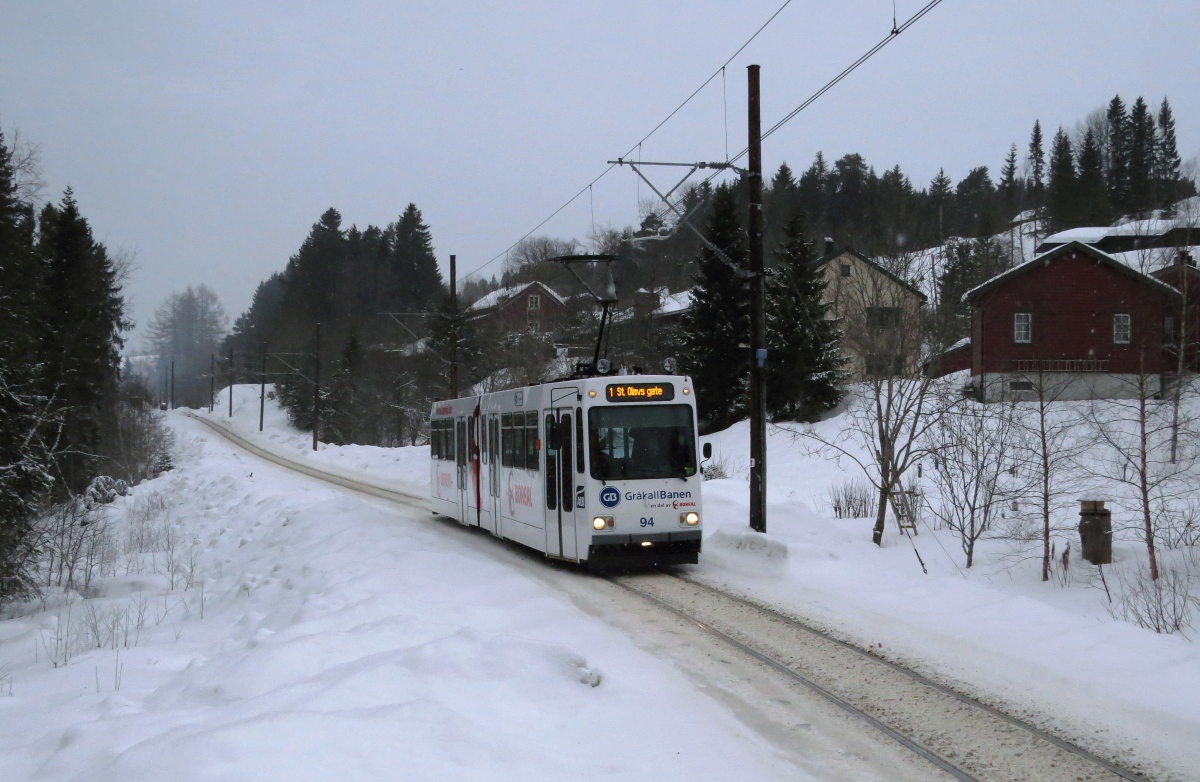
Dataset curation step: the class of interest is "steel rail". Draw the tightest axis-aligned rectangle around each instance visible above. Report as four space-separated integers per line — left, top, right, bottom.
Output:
609 576 979 782
654 572 1152 782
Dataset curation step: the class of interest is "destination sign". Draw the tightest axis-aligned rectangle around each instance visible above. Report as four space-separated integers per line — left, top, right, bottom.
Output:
605 382 674 402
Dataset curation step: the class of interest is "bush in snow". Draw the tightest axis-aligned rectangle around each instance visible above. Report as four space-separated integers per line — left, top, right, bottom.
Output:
827 479 874 518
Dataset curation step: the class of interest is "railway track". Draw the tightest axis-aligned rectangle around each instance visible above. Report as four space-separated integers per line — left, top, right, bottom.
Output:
612 573 1154 782
186 413 1162 782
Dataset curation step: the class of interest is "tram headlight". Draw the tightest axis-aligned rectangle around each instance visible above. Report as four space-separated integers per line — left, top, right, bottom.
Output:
592 515 614 531
680 511 700 527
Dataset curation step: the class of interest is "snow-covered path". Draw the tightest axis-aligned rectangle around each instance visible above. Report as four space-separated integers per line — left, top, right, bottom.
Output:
1 413 918 781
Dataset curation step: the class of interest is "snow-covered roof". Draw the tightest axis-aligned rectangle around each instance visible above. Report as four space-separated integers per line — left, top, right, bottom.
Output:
946 337 971 353
1108 245 1200 274
654 289 693 316
961 241 1182 303
1041 226 1110 244
466 281 565 313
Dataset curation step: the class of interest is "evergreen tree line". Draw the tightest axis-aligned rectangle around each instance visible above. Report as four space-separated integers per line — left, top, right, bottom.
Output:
0 127 156 603
224 204 447 445
676 183 845 432
229 94 1194 444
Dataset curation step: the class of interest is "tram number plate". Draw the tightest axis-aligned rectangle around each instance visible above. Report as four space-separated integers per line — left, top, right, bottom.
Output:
605 383 674 402
640 517 654 527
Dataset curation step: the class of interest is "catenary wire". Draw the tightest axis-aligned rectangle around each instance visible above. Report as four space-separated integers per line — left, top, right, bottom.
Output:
644 0 947 227
461 0 797 283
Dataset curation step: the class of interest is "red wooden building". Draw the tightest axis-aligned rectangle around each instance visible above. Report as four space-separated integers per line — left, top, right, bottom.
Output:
465 281 566 335
960 242 1182 401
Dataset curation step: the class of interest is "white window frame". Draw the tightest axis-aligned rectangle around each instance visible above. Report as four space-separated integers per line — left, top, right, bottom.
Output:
527 294 541 311
1113 313 1131 345
1013 312 1032 344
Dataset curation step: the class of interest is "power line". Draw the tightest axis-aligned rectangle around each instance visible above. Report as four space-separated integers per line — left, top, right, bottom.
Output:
644 0 948 225
461 0 797 283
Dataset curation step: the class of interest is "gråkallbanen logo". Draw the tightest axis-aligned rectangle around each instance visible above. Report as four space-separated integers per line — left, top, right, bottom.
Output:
599 486 621 508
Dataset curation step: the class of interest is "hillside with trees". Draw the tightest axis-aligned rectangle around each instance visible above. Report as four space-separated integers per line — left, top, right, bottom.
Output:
222 93 1195 445
0 126 170 605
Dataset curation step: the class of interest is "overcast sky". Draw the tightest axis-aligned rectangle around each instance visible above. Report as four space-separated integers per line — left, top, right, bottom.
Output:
3 1 1197 350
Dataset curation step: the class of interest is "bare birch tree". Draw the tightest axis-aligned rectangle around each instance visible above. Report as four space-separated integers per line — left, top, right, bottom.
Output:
1083 353 1196 581
1008 368 1087 581
795 253 948 545
927 389 1017 567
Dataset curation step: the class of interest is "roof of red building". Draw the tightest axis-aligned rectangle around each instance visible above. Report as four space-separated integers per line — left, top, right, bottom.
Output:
961 241 1182 304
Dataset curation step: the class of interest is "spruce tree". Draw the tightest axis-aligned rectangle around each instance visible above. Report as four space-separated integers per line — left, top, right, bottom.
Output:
764 214 843 421
1046 128 1078 232
0 129 53 601
676 184 749 433
928 168 953 242
1076 128 1110 226
391 203 443 311
1106 96 1130 214
998 144 1021 219
1127 97 1157 217
325 330 367 445
955 166 996 238
1026 121 1046 214
36 189 127 493
1155 97 1183 212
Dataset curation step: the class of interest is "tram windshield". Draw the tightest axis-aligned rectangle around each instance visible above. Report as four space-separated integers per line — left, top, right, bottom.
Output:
589 404 697 481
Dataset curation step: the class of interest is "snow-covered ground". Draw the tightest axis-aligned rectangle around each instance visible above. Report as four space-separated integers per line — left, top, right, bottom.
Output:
195 386 1200 777
4 385 1199 780
0 393 811 781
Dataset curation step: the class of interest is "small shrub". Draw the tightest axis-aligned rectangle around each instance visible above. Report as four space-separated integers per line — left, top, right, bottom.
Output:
1107 558 1197 635
828 479 874 519
702 451 733 481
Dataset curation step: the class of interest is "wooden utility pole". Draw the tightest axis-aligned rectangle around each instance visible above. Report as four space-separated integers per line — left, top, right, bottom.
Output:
228 344 234 418
170 361 175 410
210 354 215 413
449 254 459 399
747 64 767 534
312 323 321 451
259 344 267 432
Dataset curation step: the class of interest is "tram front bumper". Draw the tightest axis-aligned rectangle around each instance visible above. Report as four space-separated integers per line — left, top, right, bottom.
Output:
586 529 701 570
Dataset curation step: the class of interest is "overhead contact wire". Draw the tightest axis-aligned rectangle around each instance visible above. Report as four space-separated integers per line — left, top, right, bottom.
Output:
463 0 796 281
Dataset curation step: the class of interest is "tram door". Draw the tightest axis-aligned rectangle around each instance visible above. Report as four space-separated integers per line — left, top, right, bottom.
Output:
467 410 482 527
455 416 467 522
544 408 577 559
487 413 501 535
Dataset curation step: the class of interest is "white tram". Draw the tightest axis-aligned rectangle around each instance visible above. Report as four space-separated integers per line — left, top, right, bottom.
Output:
429 375 707 568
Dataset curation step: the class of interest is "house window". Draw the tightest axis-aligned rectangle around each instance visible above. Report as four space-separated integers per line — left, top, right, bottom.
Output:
1013 312 1032 344
527 294 541 311
1164 316 1176 345
1009 381 1034 392
840 263 851 277
1113 313 1131 344
866 306 900 329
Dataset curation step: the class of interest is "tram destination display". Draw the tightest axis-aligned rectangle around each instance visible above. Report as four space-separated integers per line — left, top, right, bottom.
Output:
605 382 675 402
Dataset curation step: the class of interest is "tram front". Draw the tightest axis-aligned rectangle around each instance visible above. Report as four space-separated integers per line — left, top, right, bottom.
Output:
579 376 704 569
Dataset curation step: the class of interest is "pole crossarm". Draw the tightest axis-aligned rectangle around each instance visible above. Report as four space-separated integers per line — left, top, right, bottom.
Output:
609 159 753 279
548 254 620 304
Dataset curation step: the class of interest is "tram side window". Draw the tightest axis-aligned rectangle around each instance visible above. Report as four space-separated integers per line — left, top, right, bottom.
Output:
525 411 539 471
431 420 446 460
501 413 513 468
513 416 526 470
575 408 585 474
